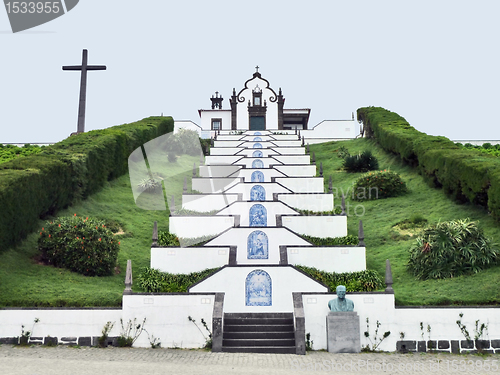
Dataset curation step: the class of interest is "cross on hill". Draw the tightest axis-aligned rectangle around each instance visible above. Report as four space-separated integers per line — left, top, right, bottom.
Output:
63 49 106 134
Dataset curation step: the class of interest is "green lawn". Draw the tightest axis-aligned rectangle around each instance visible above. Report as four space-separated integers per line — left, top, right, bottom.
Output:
311 138 500 306
1 138 499 307
0 154 197 307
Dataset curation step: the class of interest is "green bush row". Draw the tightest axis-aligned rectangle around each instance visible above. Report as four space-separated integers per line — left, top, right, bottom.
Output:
295 265 383 292
357 107 500 218
0 117 174 252
138 267 220 293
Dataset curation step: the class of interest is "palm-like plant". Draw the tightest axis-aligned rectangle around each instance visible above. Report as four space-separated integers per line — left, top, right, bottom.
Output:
407 219 499 279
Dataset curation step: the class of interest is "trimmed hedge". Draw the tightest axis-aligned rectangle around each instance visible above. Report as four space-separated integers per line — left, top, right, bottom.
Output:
357 107 500 218
0 117 174 252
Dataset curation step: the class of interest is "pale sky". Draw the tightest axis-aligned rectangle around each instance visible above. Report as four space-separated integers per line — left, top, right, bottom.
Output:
1 0 499 143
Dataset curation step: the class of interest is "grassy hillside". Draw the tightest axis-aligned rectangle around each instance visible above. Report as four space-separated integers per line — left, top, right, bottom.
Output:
0 138 499 306
312 138 500 305
0 154 197 307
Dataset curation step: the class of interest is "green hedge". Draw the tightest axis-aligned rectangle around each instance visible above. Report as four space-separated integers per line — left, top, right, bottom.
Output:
295 266 383 292
357 107 500 218
0 117 174 252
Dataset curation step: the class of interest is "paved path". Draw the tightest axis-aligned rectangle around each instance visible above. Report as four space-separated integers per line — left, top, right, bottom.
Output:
1 345 499 375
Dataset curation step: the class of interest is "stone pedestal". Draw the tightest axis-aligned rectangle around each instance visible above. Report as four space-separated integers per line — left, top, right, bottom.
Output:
326 311 360 353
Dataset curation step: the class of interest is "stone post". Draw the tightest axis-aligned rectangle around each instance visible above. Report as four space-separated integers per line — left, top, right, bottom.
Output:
328 176 333 194
170 195 175 214
358 220 365 246
193 163 196 178
152 221 158 246
319 162 323 177
341 195 346 215
312 152 315 164
385 259 394 293
183 176 187 193
212 293 225 352
124 260 132 295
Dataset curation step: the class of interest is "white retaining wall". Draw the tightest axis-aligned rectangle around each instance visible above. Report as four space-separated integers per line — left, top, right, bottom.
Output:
182 194 240 212
122 294 216 348
275 177 324 193
234 158 283 169
274 165 316 177
192 177 241 193
222 183 292 200
190 266 327 312
282 215 347 238
227 168 286 182
199 165 241 178
204 155 243 165
301 293 500 352
278 193 334 211
271 147 305 155
217 202 298 227
0 309 122 341
272 155 311 165
151 247 231 273
169 216 234 237
287 246 366 272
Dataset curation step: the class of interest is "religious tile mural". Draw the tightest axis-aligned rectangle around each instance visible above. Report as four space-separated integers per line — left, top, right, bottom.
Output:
252 150 263 157
247 230 269 259
254 132 262 136
251 170 265 182
245 269 272 306
252 159 264 169
253 136 262 142
253 143 263 149
249 204 267 226
250 185 266 201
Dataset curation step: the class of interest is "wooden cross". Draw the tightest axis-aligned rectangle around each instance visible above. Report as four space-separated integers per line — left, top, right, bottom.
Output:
63 49 106 134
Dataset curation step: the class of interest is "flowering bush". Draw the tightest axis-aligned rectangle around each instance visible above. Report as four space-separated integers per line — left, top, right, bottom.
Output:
352 170 408 200
38 215 119 276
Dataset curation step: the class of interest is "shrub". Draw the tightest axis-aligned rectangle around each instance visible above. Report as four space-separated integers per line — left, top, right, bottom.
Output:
138 176 163 192
167 152 177 163
343 150 379 172
407 219 499 280
138 267 220 293
157 231 217 247
352 170 408 200
295 266 383 292
38 215 119 276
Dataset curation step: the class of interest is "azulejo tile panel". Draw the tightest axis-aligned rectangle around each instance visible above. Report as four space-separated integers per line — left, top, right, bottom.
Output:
245 269 272 306
251 170 265 182
252 159 264 168
249 204 267 226
250 185 266 201
247 230 269 259
252 150 263 157
253 143 263 149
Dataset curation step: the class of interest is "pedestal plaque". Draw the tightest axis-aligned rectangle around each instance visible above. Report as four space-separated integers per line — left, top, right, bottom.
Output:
326 311 360 353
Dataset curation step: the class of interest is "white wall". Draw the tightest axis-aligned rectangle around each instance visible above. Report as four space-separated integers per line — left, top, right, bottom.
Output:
301 293 500 352
235 148 279 157
151 247 230 273
210 147 243 156
204 155 243 165
222 182 292 200
192 177 241 193
282 215 347 238
288 246 366 272
275 177 324 193
199 165 241 178
217 201 298 226
302 120 358 140
190 266 328 312
199 110 231 131
227 168 286 182
278 193 334 211
122 294 215 348
0 309 122 340
169 216 234 237
213 140 245 148
181 194 239 212
272 147 305 155
274 165 316 177
233 158 283 169
273 155 311 165
271 140 302 147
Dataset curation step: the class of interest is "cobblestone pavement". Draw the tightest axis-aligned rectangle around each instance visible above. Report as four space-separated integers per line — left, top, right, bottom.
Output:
1 345 499 375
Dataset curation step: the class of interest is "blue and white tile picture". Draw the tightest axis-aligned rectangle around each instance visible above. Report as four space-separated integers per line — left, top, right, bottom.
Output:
252 159 264 169
252 150 263 157
253 143 262 149
253 136 262 142
251 170 265 182
249 204 267 226
245 269 272 306
250 185 266 201
254 132 262 136
247 230 269 259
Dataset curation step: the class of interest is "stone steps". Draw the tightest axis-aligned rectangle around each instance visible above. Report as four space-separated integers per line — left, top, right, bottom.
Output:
222 313 295 354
